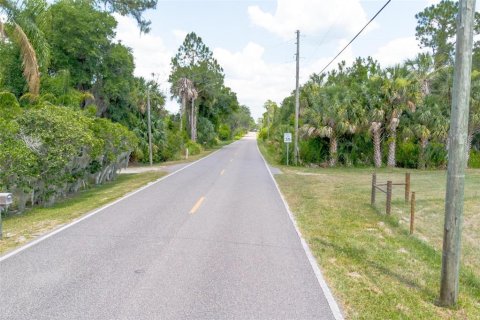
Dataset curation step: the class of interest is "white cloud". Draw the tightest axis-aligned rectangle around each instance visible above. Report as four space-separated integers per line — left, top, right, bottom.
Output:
248 0 373 40
172 29 188 43
214 42 294 119
213 39 355 120
114 14 178 112
372 36 426 67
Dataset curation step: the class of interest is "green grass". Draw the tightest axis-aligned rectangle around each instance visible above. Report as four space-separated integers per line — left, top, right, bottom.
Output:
0 172 166 255
130 140 233 168
258 140 480 319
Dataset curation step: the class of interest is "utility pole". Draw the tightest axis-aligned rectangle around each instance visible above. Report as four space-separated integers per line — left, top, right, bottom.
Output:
440 0 475 307
147 86 153 167
294 30 300 165
267 104 270 140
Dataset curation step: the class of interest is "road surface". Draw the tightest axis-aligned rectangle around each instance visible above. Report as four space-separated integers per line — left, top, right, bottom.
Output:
0 134 339 319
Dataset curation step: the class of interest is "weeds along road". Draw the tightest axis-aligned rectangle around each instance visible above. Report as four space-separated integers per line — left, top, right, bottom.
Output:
0 133 338 320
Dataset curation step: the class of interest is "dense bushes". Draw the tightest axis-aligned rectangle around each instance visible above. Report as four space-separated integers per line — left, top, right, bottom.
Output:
258 0 480 169
218 124 231 141
0 102 137 211
185 140 202 156
300 137 328 164
197 117 217 147
396 141 419 169
469 151 480 168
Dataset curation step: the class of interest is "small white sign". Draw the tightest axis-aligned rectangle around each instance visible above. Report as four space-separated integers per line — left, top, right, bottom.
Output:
284 132 292 143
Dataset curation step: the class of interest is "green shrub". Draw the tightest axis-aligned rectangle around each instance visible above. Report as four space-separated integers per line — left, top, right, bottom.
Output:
425 142 448 168
258 127 268 141
0 119 39 211
396 140 419 169
339 134 373 167
0 92 21 120
300 137 328 164
233 128 247 139
39 93 57 105
19 93 39 108
469 150 480 168
132 147 145 163
162 130 182 161
0 104 137 211
198 117 217 147
218 124 231 140
185 140 202 155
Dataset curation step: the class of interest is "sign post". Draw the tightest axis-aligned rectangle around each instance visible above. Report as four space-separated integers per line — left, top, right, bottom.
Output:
284 133 292 166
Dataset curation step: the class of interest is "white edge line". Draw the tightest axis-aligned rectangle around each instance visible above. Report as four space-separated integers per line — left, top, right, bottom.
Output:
256 141 345 320
0 144 231 263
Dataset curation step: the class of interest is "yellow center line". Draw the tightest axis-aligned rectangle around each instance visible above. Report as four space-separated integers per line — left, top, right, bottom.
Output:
189 196 205 214
220 169 225 175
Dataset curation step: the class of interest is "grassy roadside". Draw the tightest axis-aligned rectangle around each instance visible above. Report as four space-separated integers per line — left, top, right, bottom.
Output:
258 141 480 319
128 140 234 168
0 172 166 255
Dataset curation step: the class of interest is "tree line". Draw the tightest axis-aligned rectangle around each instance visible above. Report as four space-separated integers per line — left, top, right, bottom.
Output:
0 0 254 212
260 0 480 169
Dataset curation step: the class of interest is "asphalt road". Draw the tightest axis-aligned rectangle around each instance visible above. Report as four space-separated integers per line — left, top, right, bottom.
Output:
0 134 338 320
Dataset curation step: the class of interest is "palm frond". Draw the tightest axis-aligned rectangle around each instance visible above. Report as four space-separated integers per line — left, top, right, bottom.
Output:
370 121 382 133
11 23 40 95
13 15 50 69
317 126 333 138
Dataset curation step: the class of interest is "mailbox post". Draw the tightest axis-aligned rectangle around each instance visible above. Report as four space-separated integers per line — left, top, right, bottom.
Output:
0 193 13 239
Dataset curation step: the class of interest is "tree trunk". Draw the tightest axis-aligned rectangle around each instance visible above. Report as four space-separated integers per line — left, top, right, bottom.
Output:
185 98 191 139
419 137 428 170
387 118 400 168
387 133 396 167
329 135 338 167
180 94 185 133
190 98 196 141
192 98 197 142
371 122 382 168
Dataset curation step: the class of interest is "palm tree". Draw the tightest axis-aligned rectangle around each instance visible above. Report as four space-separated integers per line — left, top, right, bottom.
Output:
303 78 361 167
189 87 198 141
0 21 40 95
405 53 436 98
404 54 451 169
345 57 385 168
175 77 192 133
1 0 49 95
262 100 277 139
381 65 420 167
364 74 385 168
408 96 449 169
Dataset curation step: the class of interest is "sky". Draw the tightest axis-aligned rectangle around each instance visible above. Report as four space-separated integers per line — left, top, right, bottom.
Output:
113 0 460 120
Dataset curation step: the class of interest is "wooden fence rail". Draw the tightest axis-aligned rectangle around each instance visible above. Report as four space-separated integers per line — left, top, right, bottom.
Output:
371 173 411 215
371 173 417 234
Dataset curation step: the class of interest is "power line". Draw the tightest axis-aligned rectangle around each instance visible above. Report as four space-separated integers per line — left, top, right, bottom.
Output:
318 0 392 75
302 9 343 66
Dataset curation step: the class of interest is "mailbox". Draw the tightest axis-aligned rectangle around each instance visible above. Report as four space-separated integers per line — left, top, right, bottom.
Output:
0 193 13 206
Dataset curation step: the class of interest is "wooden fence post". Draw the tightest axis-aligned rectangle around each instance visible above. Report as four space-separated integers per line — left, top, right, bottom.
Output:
410 192 416 235
371 173 376 206
405 172 410 203
386 181 392 215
